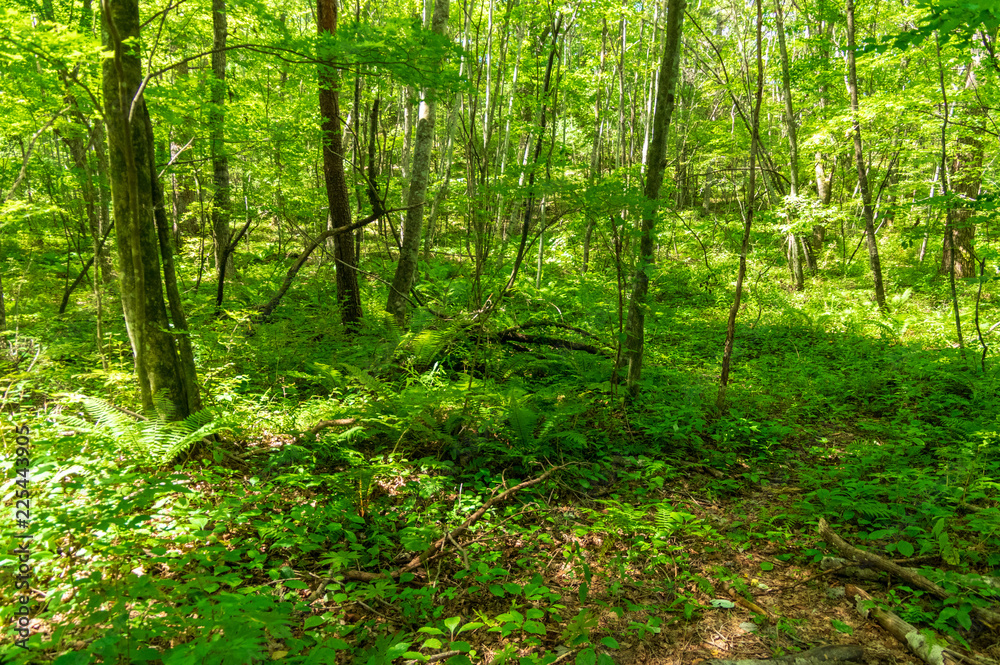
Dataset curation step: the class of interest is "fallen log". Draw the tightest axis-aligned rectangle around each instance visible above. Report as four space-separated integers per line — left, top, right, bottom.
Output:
845 585 961 665
818 518 1000 628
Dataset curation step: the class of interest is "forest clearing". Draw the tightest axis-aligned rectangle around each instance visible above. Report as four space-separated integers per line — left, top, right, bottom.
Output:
1 0 999 662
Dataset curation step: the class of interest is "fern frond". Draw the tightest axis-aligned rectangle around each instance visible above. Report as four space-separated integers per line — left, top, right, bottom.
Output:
342 363 386 396
508 399 537 449
61 394 231 467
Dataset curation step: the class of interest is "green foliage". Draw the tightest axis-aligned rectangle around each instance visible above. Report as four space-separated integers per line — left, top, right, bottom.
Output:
58 394 233 466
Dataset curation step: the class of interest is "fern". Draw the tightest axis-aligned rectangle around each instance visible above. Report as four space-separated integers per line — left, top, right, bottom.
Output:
508 398 538 449
341 363 387 397
60 394 230 466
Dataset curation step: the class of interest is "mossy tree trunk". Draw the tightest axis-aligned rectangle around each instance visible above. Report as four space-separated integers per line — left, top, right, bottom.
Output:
386 0 450 325
102 0 199 417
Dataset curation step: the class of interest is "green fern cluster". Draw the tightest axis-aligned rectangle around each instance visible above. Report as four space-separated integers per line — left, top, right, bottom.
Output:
59 394 230 466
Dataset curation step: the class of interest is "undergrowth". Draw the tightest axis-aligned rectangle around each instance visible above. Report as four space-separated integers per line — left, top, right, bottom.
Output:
2 250 999 663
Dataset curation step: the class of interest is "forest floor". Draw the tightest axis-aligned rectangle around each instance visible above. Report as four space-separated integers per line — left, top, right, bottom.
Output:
3 260 1000 664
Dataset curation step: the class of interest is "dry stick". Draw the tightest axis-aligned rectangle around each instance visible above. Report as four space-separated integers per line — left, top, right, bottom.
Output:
845 585 962 665
336 465 565 584
819 518 1000 628
255 204 415 318
294 418 358 444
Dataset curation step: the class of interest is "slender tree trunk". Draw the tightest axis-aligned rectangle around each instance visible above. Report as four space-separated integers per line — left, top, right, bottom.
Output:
718 0 763 407
210 0 232 282
775 0 805 288
845 0 886 311
940 69 983 280
102 0 197 418
582 19 609 274
170 57 196 245
318 0 363 325
622 0 685 392
386 0 450 324
0 256 5 331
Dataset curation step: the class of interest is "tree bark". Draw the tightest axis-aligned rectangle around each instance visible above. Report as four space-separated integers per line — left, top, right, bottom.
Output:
318 0 363 325
583 20 609 275
210 0 232 283
385 0 449 324
170 57 196 246
845 0 886 311
775 0 805 289
622 0 685 392
717 0 763 406
102 0 197 418
940 72 983 280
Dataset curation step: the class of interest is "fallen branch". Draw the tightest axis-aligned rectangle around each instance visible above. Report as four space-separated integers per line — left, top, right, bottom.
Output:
845 585 960 665
403 651 460 665
819 518 1000 628
701 644 864 665
255 204 417 319
495 330 606 355
399 465 565 573
331 466 564 585
295 418 358 444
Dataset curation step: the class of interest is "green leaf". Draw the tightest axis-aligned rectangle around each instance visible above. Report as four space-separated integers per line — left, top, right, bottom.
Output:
831 619 854 635
896 540 914 557
386 642 412 659
457 621 484 634
422 638 443 649
444 616 461 634
576 648 597 665
304 615 327 629
760 562 774 571
523 620 546 635
600 636 619 649
418 627 444 635
449 641 472 653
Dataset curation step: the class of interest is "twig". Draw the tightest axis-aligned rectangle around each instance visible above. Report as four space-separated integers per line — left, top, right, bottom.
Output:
335 466 565 584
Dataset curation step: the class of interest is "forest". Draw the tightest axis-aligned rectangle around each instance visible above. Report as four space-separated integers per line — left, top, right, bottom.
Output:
1 0 999 661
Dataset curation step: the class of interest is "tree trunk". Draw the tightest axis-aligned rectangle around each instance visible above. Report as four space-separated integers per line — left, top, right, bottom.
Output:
845 0 886 311
102 0 198 418
622 0 685 392
210 0 232 283
774 0 806 288
718 0 763 406
940 74 983 279
582 19 609 274
318 0 363 325
170 56 196 246
385 0 449 324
